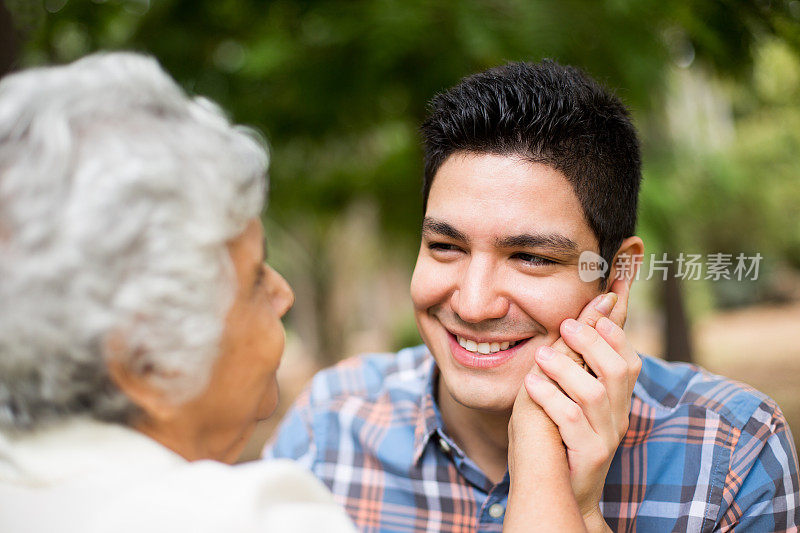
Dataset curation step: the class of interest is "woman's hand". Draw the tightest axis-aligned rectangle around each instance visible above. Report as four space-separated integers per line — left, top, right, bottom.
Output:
523 278 641 530
506 383 587 532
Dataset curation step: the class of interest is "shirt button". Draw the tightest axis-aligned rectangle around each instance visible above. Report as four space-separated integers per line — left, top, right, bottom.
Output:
488 503 505 519
438 438 452 454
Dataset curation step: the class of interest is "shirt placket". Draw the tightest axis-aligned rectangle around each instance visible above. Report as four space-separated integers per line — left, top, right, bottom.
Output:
435 428 510 531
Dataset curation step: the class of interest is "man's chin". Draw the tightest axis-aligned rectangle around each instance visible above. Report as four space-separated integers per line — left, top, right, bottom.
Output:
428 352 515 410
453 394 516 414
441 376 519 414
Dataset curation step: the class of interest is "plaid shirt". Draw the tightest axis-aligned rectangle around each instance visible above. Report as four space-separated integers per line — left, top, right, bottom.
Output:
265 345 800 532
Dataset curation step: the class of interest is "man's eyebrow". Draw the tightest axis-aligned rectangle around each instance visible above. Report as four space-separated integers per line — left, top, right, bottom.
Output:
496 233 579 254
421 217 469 243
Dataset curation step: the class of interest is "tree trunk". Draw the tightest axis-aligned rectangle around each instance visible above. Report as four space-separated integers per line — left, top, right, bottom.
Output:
0 1 19 77
312 255 345 367
663 254 694 362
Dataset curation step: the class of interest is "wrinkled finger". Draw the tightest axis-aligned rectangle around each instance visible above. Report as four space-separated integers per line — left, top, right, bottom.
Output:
596 316 642 392
511 383 561 441
534 346 615 437
524 373 598 450
560 319 631 413
551 292 617 368
576 292 617 329
608 277 631 329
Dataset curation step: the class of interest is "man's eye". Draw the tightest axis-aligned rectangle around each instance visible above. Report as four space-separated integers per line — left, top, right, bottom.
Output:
513 253 556 266
428 242 461 252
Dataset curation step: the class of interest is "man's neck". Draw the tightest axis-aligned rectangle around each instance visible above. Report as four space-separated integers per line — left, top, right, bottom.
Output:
436 374 511 485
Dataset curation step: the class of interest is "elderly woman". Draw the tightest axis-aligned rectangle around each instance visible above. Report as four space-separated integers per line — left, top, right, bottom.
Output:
0 53 354 532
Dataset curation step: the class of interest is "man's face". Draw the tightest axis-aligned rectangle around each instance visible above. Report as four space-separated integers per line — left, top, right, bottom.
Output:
410 152 603 413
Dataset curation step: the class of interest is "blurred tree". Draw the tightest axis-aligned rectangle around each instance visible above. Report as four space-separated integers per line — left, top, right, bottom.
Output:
5 0 799 363
0 1 19 76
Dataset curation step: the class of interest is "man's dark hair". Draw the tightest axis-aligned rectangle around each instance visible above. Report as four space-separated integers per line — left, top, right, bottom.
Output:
420 60 641 278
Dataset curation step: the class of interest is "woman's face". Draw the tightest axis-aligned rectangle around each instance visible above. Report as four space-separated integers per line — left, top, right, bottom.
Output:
174 218 294 462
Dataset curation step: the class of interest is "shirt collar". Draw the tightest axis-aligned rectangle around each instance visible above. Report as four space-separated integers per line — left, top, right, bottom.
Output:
412 359 439 464
410 350 505 493
412 358 466 465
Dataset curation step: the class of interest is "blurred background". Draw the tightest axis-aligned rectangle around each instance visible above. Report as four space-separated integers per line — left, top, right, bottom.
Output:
1 0 799 460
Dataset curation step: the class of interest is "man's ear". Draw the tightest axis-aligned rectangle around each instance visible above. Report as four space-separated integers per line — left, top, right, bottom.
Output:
608 236 645 289
104 331 179 423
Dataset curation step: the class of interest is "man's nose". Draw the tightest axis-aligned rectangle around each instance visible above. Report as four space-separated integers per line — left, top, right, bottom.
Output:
450 256 509 323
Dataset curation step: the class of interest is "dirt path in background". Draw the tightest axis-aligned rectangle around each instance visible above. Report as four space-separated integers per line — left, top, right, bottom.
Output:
694 301 800 453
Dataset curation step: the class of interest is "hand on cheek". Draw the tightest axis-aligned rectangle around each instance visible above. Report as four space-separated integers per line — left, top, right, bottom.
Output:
523 277 642 522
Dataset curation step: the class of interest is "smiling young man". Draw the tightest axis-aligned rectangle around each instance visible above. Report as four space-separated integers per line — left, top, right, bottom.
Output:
266 61 800 532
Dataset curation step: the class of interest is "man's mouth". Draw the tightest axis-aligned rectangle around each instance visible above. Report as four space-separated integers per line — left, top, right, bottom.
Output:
446 331 532 369
455 335 525 355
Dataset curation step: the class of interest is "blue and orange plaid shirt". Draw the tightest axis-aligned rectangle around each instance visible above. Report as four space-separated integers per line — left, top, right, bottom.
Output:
265 345 800 532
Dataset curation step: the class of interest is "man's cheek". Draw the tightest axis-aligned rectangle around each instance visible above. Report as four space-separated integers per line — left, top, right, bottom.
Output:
513 277 596 330
410 256 451 310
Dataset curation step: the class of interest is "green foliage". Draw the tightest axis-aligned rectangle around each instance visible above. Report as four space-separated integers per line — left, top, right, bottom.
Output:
6 0 800 358
4 1 679 235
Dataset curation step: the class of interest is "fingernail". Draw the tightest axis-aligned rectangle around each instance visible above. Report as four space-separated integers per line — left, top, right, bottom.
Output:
563 319 582 334
536 346 556 361
594 292 617 315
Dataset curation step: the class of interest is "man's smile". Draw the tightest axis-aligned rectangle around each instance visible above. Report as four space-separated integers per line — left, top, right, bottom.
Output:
427 304 544 370
452 332 529 354
445 329 533 369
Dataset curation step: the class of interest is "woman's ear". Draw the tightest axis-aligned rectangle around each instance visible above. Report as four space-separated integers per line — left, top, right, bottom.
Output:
104 331 179 423
608 236 645 289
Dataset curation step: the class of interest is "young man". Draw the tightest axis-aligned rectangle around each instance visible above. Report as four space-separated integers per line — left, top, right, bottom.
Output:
266 61 800 531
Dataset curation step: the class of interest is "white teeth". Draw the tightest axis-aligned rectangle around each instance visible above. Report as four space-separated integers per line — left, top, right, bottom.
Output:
456 336 521 355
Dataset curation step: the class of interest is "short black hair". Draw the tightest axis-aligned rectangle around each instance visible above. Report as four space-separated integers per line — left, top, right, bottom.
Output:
420 60 641 276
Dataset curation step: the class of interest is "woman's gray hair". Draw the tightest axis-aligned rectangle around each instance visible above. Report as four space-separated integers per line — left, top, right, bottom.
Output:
0 52 267 430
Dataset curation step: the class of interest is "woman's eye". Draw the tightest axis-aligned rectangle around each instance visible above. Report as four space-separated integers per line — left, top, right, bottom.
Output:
514 253 556 266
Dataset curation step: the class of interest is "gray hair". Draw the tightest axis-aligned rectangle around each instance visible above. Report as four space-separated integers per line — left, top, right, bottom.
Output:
0 52 267 430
